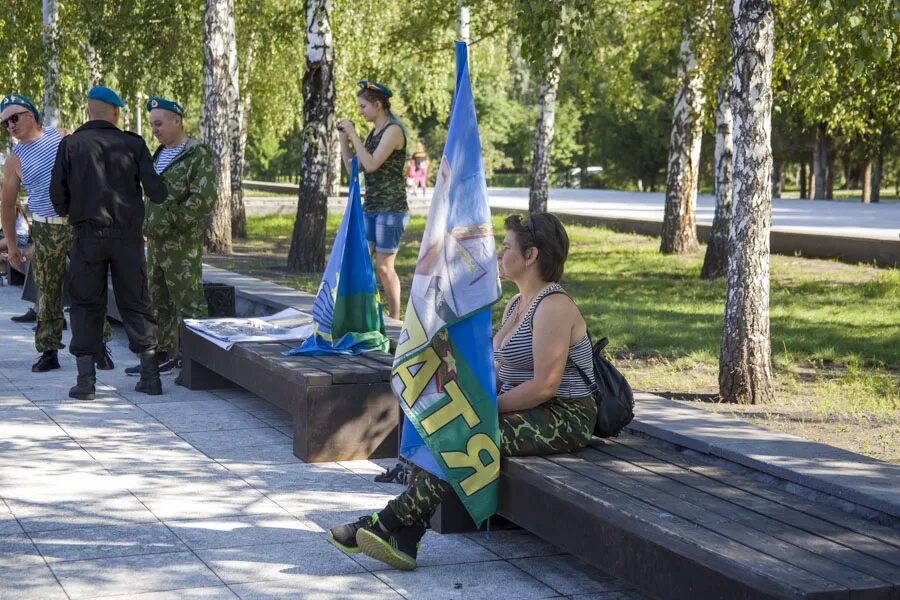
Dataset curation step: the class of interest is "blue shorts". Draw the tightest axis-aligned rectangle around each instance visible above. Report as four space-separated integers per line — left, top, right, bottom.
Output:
364 211 409 254
16 234 30 249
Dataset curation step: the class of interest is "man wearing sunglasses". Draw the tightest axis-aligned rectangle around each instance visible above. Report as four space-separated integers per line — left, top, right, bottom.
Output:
1 93 115 374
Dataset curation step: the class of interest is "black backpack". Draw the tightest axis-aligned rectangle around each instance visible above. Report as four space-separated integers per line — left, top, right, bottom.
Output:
537 291 635 437
575 335 635 437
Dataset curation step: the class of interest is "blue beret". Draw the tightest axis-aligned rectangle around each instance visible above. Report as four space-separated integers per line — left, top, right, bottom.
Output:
1 93 41 124
87 85 125 107
357 80 393 98
146 96 185 117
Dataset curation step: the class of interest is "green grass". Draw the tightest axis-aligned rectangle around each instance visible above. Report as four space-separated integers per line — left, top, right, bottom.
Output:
208 213 900 433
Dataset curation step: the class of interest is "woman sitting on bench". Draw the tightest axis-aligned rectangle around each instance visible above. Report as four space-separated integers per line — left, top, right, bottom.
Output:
329 212 597 570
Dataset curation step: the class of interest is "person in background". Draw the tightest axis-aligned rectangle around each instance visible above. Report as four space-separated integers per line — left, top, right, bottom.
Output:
411 140 428 197
0 201 33 271
337 80 409 320
50 85 168 400
0 93 114 372
123 97 215 383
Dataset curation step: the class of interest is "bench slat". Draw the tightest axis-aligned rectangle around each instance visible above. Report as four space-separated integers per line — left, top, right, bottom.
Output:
501 455 850 599
301 355 384 384
605 436 900 566
548 448 896 594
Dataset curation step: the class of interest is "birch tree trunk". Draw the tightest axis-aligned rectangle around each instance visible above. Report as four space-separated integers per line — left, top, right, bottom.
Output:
86 40 102 88
719 0 775 405
42 0 60 128
660 17 707 254
528 41 562 214
813 124 828 199
287 0 335 273
798 161 807 199
227 2 246 239
457 4 471 45
863 151 882 204
201 0 233 254
700 76 733 280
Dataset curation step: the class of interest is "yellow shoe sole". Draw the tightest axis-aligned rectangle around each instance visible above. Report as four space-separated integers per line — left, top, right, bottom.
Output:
327 531 360 554
356 528 417 571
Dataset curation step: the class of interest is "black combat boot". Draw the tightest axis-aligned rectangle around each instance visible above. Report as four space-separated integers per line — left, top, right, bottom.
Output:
134 350 163 396
69 355 96 400
32 350 61 372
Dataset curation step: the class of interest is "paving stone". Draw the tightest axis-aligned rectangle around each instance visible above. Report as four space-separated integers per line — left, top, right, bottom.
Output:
49 550 222 599
178 427 291 451
8 493 159 533
167 514 320 550
374 560 559 599
31 522 186 562
0 561 69 600
509 555 628 596
99 585 239 600
464 528 562 559
195 539 365 584
150 409 269 434
140 398 252 417
229 574 404 599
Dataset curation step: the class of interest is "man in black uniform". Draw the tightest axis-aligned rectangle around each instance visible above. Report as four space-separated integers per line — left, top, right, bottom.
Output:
50 85 168 400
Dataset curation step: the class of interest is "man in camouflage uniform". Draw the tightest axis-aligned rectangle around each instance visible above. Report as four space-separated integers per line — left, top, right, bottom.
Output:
125 97 215 378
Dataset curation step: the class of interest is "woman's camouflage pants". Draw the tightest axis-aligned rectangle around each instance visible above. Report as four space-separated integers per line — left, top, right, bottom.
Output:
387 395 597 527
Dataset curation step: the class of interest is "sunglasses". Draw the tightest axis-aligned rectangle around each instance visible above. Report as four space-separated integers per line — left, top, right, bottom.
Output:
2 112 30 129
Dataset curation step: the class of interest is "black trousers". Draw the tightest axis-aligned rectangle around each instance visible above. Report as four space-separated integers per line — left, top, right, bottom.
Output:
68 232 157 356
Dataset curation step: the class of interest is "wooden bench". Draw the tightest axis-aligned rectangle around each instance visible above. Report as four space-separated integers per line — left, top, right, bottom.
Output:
180 328 399 463
498 433 900 600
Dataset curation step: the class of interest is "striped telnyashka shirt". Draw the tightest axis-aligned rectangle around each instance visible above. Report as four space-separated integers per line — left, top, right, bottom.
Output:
12 128 62 218
495 283 595 398
154 142 186 174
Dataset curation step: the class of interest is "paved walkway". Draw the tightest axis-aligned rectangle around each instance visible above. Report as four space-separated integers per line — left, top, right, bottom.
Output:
0 284 642 600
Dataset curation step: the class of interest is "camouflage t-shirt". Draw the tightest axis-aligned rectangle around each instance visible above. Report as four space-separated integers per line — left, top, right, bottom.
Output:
363 118 408 213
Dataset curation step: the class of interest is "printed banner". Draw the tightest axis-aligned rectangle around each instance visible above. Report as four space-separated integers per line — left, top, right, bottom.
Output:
287 157 390 356
392 42 502 526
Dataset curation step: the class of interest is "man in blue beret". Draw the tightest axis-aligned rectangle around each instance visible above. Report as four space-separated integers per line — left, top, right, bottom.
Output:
50 85 168 399
122 97 215 381
1 93 114 372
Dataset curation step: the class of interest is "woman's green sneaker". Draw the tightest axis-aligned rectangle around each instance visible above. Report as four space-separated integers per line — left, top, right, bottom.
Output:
355 524 426 571
327 515 373 553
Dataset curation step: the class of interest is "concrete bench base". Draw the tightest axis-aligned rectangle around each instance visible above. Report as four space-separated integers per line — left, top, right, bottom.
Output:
181 328 399 463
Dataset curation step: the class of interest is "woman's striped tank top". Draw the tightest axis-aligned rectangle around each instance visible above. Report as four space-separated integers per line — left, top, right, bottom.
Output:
495 283 595 398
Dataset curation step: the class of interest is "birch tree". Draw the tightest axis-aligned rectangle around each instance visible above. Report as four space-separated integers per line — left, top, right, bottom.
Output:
528 44 562 214
201 0 233 254
719 0 775 404
226 0 246 239
660 4 713 255
287 0 335 273
701 75 733 280
42 0 61 128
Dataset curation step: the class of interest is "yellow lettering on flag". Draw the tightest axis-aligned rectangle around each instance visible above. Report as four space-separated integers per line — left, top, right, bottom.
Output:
441 433 501 496
396 304 429 357
421 379 481 434
393 348 442 408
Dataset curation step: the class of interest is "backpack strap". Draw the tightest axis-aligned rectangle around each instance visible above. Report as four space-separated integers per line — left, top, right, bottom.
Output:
532 290 597 394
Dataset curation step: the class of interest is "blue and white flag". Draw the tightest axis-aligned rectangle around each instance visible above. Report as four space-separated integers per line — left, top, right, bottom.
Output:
287 157 390 356
391 42 502 526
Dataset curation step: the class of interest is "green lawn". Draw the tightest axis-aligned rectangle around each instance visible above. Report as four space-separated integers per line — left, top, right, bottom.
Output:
207 213 900 460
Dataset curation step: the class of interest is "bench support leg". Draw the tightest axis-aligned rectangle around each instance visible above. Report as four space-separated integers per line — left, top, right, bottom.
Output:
180 357 240 391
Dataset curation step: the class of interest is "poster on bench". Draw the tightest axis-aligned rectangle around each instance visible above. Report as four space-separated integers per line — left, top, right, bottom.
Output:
184 308 314 350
